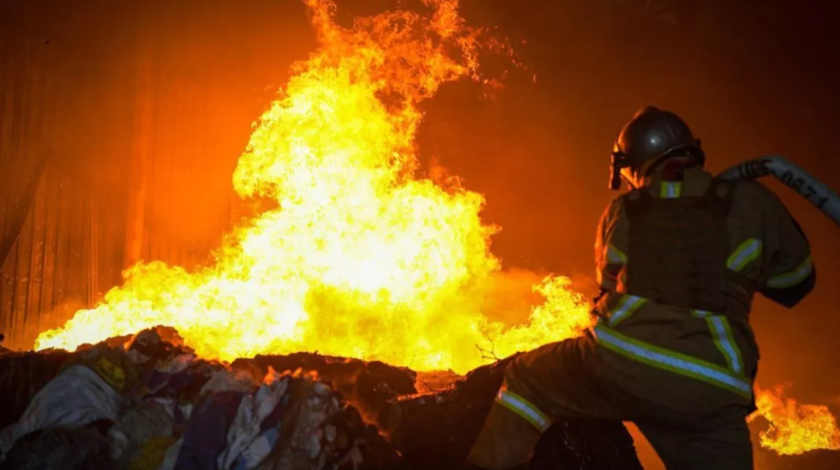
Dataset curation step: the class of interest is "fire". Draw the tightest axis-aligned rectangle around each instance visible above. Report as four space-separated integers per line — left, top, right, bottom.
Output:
26 2 840 459
34 0 592 374
751 385 840 455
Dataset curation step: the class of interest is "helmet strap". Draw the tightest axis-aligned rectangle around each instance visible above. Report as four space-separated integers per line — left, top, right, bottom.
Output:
610 151 629 190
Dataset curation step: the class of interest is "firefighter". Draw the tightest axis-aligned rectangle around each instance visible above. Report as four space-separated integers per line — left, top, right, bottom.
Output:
466 106 817 470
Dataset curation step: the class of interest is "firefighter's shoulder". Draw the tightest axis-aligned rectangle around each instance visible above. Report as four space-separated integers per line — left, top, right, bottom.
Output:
728 178 785 212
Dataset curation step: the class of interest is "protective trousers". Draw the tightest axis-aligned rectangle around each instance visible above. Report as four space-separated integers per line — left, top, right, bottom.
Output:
466 330 754 470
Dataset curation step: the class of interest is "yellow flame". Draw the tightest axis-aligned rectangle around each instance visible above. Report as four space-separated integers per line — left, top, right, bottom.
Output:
751 385 840 455
29 6 840 459
34 0 592 374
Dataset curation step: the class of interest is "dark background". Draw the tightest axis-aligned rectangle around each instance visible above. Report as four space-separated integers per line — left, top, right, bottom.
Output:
0 1 838 468
441 0 840 400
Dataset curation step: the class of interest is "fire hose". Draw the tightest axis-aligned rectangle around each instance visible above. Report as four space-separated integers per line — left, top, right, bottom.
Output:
717 155 840 228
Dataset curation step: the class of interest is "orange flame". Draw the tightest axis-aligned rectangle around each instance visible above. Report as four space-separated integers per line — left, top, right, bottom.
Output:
751 384 840 455
34 0 592 374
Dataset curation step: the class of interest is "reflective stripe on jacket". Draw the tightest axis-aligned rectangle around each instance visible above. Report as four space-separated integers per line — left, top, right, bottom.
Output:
592 168 814 402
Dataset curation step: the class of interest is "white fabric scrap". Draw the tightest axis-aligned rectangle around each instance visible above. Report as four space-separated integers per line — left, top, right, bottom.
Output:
200 369 259 397
155 437 183 470
217 377 290 470
0 364 126 455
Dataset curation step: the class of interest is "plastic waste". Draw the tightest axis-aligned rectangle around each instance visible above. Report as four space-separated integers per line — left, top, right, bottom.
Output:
0 365 125 455
174 391 245 470
0 425 112 470
0 329 364 470
218 373 290 470
126 436 178 470
154 437 183 470
200 369 259 397
108 402 174 462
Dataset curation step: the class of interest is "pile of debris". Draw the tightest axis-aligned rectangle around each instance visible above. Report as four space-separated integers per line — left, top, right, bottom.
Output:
0 328 643 470
0 328 367 470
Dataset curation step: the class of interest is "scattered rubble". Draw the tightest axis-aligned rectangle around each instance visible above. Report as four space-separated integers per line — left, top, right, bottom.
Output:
0 327 643 469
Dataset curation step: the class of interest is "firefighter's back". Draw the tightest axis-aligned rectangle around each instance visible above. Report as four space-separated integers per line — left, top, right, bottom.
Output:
591 168 815 422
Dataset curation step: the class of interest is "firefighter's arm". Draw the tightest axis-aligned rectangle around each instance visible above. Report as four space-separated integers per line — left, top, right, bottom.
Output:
760 203 816 308
594 197 627 295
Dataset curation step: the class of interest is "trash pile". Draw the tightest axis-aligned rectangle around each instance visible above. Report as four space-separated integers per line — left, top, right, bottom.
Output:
0 327 644 470
0 328 367 470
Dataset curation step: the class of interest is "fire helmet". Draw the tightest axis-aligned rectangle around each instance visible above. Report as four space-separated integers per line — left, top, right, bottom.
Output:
609 106 705 189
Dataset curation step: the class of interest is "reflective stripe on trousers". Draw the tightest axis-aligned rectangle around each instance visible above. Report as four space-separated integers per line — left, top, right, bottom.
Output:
495 385 553 432
607 295 647 327
606 243 628 265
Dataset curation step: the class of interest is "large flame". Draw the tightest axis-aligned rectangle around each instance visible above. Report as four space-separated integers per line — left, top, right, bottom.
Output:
751 385 840 455
35 0 592 374
28 2 840 458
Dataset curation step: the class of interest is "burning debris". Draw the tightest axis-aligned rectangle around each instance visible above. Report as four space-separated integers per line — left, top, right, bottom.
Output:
0 327 642 470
